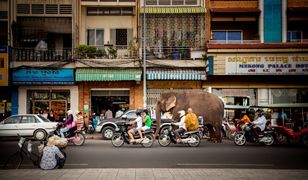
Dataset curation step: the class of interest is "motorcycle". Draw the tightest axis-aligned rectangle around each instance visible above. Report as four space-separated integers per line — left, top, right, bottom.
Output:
272 125 308 146
234 123 275 146
50 123 85 146
158 124 201 147
111 121 154 148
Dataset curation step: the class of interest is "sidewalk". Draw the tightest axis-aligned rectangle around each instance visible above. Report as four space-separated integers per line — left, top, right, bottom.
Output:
0 168 307 180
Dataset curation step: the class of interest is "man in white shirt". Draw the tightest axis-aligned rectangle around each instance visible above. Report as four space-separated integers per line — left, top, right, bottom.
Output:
128 111 143 143
115 108 124 118
252 109 267 136
173 110 186 143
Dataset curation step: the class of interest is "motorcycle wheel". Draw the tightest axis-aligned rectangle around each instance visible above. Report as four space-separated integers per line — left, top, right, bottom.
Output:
111 134 124 147
188 134 201 147
302 134 308 147
234 132 246 146
263 134 274 146
141 134 154 148
73 133 85 146
158 134 171 147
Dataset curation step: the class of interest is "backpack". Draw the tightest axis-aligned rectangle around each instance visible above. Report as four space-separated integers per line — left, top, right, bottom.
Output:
185 113 199 131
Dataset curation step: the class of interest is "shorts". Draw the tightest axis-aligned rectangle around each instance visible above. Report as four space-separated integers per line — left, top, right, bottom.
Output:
132 128 138 134
141 126 150 131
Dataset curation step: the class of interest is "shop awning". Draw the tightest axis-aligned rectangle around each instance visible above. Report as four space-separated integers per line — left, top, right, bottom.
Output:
146 68 206 80
140 7 206 14
76 68 142 81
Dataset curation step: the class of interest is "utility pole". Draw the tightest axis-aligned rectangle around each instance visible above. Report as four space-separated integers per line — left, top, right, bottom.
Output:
143 0 147 109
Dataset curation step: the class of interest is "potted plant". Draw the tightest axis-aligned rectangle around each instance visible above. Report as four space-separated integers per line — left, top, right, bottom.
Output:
107 46 117 59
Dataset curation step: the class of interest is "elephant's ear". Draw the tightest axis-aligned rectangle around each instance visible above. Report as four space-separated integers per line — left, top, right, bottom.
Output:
166 95 176 111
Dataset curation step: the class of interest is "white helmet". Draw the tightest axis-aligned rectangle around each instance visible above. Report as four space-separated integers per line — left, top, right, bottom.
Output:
67 110 73 115
178 110 185 117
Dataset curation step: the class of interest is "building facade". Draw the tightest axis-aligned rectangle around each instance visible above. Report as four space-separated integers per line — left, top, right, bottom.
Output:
205 0 308 127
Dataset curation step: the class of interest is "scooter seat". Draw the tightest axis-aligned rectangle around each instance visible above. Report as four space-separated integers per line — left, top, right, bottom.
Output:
184 130 199 135
144 129 153 133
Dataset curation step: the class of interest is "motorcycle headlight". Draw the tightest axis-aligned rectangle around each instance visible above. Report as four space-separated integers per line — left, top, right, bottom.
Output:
115 127 120 131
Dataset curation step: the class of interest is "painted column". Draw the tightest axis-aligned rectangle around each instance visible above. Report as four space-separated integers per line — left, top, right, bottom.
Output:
259 0 264 43
282 0 287 42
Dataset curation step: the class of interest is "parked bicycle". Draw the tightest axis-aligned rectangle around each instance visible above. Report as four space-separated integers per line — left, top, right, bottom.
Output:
2 135 40 169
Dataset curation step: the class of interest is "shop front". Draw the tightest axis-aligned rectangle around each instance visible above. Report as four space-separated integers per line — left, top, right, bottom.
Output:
205 52 308 128
146 68 206 115
12 68 77 119
75 68 143 122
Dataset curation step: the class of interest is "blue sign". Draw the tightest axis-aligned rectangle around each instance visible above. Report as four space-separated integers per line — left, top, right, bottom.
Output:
13 68 74 85
0 46 7 53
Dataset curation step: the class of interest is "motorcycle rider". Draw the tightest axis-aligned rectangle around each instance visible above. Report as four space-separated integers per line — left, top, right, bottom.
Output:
128 111 143 143
251 109 267 136
173 110 187 144
60 110 74 138
137 109 152 141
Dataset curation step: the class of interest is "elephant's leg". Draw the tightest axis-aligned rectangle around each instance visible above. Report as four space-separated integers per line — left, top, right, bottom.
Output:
214 124 222 143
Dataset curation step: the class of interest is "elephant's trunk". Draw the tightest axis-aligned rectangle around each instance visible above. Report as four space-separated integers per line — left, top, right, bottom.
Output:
154 103 162 139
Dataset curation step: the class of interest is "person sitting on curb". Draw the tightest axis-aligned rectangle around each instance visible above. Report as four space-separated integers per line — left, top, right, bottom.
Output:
40 136 65 170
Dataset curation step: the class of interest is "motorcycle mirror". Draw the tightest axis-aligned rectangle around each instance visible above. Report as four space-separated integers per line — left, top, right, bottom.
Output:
121 115 127 119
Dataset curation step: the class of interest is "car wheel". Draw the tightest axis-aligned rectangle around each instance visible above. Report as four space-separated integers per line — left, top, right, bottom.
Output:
102 126 115 140
34 129 47 141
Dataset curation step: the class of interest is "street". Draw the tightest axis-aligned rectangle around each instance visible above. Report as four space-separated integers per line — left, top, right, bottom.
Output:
1 138 308 169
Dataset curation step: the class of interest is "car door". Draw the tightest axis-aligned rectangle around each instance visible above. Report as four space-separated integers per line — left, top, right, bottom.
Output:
0 116 20 137
18 115 38 136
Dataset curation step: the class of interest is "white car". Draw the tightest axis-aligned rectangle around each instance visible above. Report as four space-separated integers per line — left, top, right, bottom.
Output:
0 114 58 140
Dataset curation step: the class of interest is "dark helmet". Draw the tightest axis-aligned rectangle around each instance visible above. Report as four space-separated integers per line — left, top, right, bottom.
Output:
143 109 149 115
136 109 142 116
256 109 264 113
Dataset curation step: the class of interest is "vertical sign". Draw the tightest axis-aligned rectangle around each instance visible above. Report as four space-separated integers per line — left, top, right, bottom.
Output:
0 47 8 86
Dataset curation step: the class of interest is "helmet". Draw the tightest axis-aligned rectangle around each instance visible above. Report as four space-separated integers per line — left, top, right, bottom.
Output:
67 110 73 115
256 109 264 113
178 110 185 117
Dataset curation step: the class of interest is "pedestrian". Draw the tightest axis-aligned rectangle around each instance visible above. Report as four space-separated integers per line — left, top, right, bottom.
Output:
47 110 56 122
76 111 84 132
105 109 113 119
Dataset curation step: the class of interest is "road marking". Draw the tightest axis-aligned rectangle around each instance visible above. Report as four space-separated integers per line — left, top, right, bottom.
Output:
177 163 274 167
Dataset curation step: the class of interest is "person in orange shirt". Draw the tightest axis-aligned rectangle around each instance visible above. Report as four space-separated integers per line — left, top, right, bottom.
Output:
236 111 251 124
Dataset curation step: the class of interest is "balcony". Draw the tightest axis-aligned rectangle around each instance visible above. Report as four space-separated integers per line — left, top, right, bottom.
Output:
208 40 260 44
81 0 136 6
11 48 73 62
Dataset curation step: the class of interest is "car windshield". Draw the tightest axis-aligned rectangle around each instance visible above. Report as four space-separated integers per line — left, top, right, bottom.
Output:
37 115 50 122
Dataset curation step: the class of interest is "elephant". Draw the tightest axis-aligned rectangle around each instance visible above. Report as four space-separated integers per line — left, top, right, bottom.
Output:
154 90 224 143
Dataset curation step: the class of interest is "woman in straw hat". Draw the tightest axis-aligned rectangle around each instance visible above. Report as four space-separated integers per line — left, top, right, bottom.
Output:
40 136 65 170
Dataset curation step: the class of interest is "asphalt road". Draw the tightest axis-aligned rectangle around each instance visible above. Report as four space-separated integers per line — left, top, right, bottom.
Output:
1 139 308 169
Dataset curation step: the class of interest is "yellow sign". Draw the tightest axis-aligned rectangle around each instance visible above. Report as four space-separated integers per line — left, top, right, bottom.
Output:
0 47 8 86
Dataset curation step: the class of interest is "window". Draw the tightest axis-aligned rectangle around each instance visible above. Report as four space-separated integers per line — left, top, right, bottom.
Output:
126 112 137 119
87 29 104 47
38 115 50 122
87 7 134 16
4 116 20 124
20 116 37 123
145 0 198 6
287 31 302 42
271 89 308 104
110 29 133 47
212 30 242 43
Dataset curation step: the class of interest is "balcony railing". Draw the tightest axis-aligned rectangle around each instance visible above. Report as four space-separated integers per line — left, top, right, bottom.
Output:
12 48 73 62
208 40 261 44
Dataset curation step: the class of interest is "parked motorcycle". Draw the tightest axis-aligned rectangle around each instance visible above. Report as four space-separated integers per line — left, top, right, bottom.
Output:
111 121 154 148
50 123 85 146
158 124 201 147
234 123 275 146
272 125 308 146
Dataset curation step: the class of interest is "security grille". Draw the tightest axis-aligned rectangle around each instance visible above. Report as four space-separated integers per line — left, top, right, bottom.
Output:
0 11 8 19
60 4 72 14
31 4 44 14
146 88 191 110
46 4 58 14
17 4 30 14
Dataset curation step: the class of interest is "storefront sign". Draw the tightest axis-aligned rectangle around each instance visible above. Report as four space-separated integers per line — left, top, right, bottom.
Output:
225 55 308 75
0 47 8 86
13 68 74 85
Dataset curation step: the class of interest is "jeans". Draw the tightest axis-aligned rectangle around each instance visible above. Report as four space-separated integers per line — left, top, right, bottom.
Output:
60 127 70 138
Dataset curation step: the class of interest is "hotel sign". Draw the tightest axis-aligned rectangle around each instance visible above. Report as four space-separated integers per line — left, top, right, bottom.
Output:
225 55 308 75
